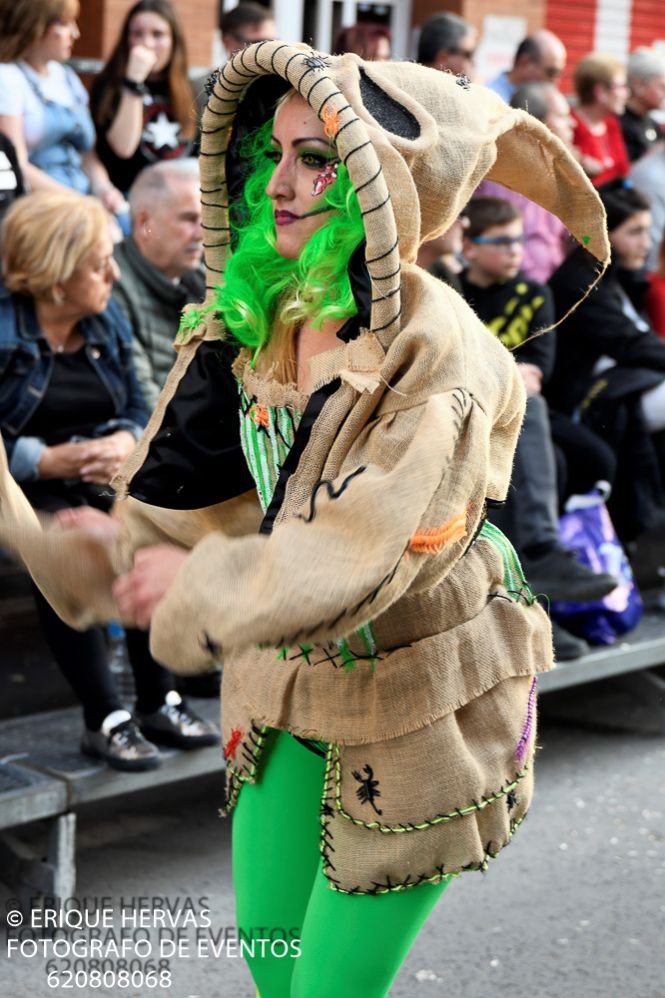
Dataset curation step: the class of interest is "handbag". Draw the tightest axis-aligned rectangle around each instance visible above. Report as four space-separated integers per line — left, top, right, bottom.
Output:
550 484 643 645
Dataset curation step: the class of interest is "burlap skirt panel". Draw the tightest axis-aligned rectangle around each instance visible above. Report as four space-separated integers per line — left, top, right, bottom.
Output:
220 520 550 893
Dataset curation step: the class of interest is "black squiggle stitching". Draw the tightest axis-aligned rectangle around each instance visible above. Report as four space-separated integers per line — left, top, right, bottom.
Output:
298 466 367 523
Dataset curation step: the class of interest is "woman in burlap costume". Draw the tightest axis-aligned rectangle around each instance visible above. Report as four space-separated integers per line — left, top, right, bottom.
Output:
0 42 609 996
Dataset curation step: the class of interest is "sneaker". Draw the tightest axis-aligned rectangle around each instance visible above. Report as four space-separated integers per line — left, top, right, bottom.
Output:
136 691 220 750
81 710 161 772
522 545 618 602
551 619 590 661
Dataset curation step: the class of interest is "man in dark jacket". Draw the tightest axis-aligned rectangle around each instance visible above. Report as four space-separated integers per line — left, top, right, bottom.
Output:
112 160 205 410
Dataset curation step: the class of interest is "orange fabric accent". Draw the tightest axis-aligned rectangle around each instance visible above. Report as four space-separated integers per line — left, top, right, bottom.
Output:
321 106 341 141
409 512 467 555
250 404 270 428
224 727 243 760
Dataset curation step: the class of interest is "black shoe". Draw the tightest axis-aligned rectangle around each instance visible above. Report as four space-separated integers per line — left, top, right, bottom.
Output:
137 692 220 750
81 712 161 772
551 620 590 661
523 546 618 602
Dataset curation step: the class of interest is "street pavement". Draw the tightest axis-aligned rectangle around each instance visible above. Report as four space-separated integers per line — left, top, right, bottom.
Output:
1 683 664 998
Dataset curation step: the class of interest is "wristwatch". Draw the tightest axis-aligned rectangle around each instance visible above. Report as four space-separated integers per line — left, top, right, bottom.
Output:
122 77 148 97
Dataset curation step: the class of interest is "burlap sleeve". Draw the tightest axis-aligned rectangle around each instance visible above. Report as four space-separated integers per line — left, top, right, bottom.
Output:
149 387 496 672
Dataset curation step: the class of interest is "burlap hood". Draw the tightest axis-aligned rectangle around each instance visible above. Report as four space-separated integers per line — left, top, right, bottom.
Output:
181 39 608 350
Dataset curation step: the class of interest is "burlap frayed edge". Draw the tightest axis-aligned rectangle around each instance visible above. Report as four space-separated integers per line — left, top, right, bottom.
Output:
232 350 310 410
239 645 550 747
328 741 529 833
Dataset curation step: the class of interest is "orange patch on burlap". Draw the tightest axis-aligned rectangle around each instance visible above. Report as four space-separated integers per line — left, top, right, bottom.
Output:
409 512 468 555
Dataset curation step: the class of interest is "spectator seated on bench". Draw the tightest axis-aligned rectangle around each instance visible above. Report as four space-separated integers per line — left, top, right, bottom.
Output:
112 159 205 411
459 197 618 660
0 191 218 771
548 179 665 541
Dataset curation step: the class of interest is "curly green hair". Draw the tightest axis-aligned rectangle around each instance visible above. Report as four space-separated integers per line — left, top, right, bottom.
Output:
180 116 365 360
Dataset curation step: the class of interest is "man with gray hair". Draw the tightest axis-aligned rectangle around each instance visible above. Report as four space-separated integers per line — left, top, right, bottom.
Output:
112 159 205 409
417 12 477 77
621 47 665 162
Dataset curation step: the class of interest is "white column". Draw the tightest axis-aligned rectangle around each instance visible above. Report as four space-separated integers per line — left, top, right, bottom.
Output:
594 0 632 64
390 0 412 60
273 0 305 45
316 0 333 54
341 0 357 27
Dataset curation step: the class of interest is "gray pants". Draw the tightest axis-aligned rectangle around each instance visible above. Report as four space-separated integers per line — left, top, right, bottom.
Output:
488 393 559 553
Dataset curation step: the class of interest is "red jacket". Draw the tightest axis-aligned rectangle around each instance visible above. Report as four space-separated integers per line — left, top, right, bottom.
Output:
572 111 630 187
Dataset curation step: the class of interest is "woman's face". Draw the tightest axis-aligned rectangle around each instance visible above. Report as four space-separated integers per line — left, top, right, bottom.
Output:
598 73 629 115
610 210 651 270
39 16 80 63
60 235 119 316
373 36 391 62
265 95 339 260
128 11 173 75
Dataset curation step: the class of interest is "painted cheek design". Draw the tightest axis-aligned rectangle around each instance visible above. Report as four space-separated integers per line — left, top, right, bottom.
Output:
312 160 339 197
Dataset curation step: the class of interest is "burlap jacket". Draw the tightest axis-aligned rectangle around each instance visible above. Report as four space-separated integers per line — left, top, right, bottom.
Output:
0 42 610 894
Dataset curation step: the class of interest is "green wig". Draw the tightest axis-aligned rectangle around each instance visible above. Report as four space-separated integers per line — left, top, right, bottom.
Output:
180 117 365 359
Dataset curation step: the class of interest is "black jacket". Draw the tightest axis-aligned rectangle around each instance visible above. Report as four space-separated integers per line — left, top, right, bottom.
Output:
547 246 665 414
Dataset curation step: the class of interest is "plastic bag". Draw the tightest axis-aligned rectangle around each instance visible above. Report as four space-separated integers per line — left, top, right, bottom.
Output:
550 485 643 645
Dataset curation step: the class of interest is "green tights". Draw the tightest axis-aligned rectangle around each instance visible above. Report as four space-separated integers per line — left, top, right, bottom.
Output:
232 730 451 998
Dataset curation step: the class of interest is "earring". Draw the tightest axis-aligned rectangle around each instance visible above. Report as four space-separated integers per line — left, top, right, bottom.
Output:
53 287 65 305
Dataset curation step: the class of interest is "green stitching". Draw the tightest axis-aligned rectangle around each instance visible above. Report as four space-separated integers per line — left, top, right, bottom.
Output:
480 521 536 605
337 638 357 672
325 815 527 895
328 743 529 833
276 622 379 672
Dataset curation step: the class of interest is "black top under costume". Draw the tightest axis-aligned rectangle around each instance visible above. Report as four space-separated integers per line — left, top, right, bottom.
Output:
90 78 193 192
620 107 663 162
460 271 555 382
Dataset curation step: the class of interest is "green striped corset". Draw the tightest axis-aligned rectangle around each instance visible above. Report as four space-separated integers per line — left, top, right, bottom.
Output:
238 387 302 513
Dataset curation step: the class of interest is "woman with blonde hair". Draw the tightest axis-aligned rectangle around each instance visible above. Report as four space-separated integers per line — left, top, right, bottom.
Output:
91 0 195 193
0 190 217 770
0 0 126 221
572 52 631 186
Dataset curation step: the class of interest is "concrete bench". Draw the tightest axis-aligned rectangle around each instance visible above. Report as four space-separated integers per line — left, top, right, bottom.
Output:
0 700 223 906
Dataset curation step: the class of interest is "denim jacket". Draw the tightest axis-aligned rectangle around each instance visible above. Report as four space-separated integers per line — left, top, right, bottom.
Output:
0 284 149 481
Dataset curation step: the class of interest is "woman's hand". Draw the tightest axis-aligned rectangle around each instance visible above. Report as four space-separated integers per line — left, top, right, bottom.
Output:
113 544 189 629
581 154 604 177
37 441 90 480
517 362 543 397
97 185 128 214
79 431 137 484
126 44 158 84
53 506 120 541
